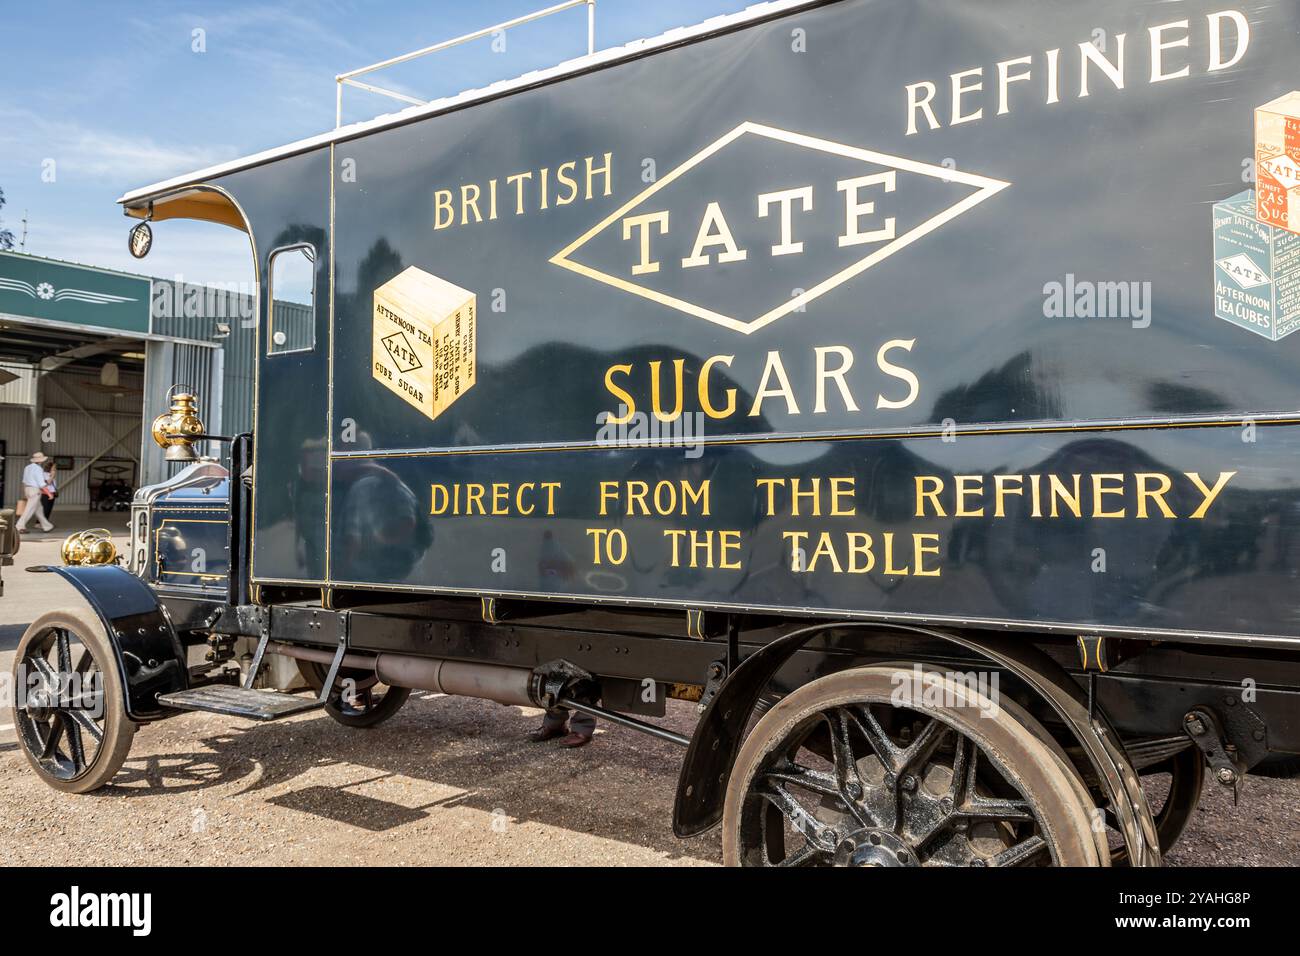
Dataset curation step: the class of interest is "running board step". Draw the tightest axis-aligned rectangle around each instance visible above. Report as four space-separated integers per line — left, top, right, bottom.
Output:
158 685 324 721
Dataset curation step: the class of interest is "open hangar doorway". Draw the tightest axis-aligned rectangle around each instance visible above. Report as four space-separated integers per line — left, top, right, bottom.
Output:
0 324 147 532
0 252 225 537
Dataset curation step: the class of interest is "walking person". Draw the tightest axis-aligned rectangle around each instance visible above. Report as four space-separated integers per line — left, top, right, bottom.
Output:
40 459 58 521
14 452 54 534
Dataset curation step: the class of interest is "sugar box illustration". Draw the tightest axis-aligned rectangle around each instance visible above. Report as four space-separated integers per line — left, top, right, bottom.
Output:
1212 189 1300 341
372 266 477 420
1255 91 1300 235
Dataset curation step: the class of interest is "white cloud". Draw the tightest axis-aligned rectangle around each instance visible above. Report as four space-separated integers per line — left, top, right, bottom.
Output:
0 106 236 183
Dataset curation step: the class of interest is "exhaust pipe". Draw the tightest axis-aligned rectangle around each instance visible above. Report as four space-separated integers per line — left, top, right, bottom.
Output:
268 641 689 748
375 655 534 706
268 642 377 671
268 641 535 707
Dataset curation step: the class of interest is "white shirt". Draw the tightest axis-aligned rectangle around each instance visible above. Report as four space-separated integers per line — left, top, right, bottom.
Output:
21 462 47 490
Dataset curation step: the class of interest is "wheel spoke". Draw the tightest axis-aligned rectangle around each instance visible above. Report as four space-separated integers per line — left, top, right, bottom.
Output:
896 718 949 777
28 655 58 687
756 780 839 852
827 710 861 788
64 715 87 771
56 630 73 678
61 690 104 714
983 834 1048 867
910 818 951 861
774 841 825 867
763 761 840 800
40 712 66 759
949 734 973 802
66 707 104 745
824 710 877 828
844 705 902 771
958 793 1036 824
907 731 967 859
910 796 960 857
960 738 981 805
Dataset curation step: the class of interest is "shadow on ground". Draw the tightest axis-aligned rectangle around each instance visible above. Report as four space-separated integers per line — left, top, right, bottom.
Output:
97 694 716 860
0 624 25 653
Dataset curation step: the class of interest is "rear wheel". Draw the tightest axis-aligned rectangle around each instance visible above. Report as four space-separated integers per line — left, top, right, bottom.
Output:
723 666 1105 867
1148 747 1205 854
1110 746 1204 864
296 660 410 728
11 609 136 793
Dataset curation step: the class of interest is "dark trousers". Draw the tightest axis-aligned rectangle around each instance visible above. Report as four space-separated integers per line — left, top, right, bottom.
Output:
543 704 595 735
42 493 56 519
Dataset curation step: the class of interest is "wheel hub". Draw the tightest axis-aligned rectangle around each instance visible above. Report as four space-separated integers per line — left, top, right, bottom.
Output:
26 689 53 721
832 827 918 867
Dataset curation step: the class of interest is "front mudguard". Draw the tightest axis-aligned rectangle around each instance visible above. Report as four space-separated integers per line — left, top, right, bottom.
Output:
47 565 188 721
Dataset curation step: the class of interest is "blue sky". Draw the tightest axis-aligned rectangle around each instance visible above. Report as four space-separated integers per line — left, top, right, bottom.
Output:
0 0 754 288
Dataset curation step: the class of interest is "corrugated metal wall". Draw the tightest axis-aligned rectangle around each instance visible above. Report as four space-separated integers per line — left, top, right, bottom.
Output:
0 363 37 406
150 279 256 437
138 338 224 487
271 300 314 354
1 366 144 509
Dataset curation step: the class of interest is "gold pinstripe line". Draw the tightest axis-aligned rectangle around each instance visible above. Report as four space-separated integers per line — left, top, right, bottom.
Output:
326 414 1300 460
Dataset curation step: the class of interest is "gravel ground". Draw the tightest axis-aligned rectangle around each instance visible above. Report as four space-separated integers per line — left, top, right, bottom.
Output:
1 529 1296 866
1156 771 1300 867
0 696 719 866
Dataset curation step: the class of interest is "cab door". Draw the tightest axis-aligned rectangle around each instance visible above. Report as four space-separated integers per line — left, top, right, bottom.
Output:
239 148 332 585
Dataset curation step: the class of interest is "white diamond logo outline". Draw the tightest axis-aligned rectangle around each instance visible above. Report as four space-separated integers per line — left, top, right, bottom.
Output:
1216 253 1270 290
1260 154 1300 192
550 121 1012 335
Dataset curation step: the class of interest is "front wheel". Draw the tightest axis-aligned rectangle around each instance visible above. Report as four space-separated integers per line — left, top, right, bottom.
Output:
11 609 136 793
723 665 1107 867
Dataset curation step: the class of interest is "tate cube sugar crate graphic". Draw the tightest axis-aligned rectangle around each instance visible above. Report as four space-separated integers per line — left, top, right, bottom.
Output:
372 266 476 421
1255 91 1300 235
1213 190 1300 342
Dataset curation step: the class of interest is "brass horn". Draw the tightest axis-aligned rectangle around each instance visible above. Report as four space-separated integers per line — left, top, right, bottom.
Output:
61 529 119 567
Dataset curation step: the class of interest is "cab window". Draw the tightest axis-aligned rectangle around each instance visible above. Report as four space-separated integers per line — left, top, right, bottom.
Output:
268 244 316 354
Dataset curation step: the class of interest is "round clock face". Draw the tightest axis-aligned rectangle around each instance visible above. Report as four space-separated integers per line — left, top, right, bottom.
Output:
128 221 152 259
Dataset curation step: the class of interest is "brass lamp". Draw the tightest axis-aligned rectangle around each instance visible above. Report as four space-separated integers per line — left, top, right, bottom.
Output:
61 529 118 567
151 387 206 462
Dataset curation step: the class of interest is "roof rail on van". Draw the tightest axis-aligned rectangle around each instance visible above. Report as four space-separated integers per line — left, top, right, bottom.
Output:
334 0 596 127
